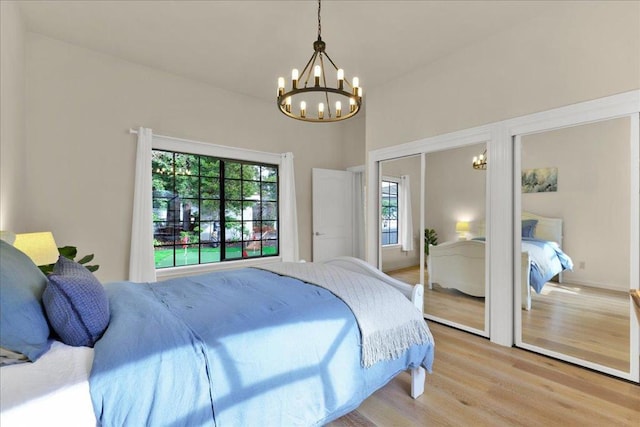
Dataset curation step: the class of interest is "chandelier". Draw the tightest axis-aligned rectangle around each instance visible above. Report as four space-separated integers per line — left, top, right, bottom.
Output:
472 149 487 170
277 0 362 122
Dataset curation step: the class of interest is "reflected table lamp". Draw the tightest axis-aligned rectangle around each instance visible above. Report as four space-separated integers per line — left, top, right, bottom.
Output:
455 221 470 241
13 232 59 266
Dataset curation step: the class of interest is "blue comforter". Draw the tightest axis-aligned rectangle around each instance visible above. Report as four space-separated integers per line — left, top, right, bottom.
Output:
90 268 434 427
522 238 573 293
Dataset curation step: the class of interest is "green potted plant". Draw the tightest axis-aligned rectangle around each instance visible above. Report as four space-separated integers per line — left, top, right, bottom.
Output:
38 246 99 275
424 228 438 272
424 228 438 256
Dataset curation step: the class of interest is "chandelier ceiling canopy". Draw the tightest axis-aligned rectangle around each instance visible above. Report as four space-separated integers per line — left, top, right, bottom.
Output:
277 0 362 123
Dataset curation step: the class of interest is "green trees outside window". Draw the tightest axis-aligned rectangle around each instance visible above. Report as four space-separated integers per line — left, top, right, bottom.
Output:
152 149 279 268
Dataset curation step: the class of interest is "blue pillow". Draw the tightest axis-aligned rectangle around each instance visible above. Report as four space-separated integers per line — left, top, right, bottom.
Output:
522 219 538 238
0 240 51 361
43 256 109 347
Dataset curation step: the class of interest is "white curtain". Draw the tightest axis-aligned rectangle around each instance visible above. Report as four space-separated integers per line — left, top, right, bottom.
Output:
352 171 365 259
399 175 414 252
129 127 157 282
279 152 299 262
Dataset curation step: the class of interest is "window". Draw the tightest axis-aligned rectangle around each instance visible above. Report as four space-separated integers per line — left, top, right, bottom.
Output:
152 149 279 268
381 179 398 245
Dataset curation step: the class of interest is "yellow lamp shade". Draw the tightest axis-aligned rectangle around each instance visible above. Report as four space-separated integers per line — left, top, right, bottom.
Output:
455 221 470 233
13 232 59 266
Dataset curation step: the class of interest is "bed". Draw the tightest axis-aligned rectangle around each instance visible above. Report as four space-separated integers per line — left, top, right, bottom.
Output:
428 211 573 310
0 239 434 427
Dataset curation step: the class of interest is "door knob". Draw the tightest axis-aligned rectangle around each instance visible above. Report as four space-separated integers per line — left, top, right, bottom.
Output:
314 232 325 236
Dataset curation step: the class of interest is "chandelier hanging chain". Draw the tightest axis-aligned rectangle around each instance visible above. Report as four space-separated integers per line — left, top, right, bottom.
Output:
276 0 362 122
317 0 322 39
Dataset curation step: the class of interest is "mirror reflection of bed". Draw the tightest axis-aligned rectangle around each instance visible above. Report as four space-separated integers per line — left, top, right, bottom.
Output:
381 144 488 334
422 144 488 333
429 212 572 311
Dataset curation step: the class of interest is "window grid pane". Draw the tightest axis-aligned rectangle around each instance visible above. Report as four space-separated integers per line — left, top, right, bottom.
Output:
381 180 399 246
152 149 279 268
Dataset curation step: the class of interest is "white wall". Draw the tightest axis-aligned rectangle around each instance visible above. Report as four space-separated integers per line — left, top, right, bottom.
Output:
23 33 360 282
340 112 366 168
0 1 26 232
521 118 631 290
366 1 640 152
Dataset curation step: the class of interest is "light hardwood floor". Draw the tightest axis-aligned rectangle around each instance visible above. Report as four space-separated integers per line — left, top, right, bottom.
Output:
524 281 630 371
388 266 485 330
387 265 631 371
329 321 640 427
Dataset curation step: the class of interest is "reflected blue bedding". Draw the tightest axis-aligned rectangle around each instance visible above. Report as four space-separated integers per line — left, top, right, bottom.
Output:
472 237 573 293
89 267 434 427
522 238 573 293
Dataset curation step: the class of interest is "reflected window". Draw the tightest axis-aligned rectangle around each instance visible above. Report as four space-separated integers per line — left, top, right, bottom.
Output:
381 179 399 245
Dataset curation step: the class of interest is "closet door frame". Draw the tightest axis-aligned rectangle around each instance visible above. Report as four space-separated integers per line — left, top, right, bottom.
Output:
368 126 493 338
506 91 639 382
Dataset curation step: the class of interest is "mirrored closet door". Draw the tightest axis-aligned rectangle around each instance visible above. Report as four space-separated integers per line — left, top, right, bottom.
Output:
378 142 490 337
514 116 639 379
423 144 488 335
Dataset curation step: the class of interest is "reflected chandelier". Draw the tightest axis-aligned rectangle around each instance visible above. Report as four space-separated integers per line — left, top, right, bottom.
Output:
277 0 362 122
472 149 487 170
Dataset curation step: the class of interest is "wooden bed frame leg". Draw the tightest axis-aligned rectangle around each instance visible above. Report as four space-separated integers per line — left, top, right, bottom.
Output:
410 366 426 398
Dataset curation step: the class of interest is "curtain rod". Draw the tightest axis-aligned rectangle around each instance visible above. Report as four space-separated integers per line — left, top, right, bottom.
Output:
128 128 289 158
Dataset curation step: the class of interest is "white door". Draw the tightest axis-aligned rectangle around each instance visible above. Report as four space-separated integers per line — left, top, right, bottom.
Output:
312 168 354 262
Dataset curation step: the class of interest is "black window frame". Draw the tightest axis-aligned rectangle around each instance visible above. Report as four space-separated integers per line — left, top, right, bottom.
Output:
152 149 279 269
381 179 399 246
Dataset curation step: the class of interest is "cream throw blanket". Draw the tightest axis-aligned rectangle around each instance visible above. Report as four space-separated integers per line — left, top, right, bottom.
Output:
258 262 432 368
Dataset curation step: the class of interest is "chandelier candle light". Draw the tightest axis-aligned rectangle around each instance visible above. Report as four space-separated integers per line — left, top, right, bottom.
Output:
277 0 362 122
472 149 487 170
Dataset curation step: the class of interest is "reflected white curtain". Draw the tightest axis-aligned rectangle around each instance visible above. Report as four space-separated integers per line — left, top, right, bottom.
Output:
280 152 299 262
352 171 365 259
129 127 157 282
399 175 413 252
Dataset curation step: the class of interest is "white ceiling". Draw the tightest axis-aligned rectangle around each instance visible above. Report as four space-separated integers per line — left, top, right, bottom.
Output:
18 0 568 103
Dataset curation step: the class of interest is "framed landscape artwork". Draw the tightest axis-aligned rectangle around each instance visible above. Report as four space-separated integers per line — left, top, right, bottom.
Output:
522 167 558 193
